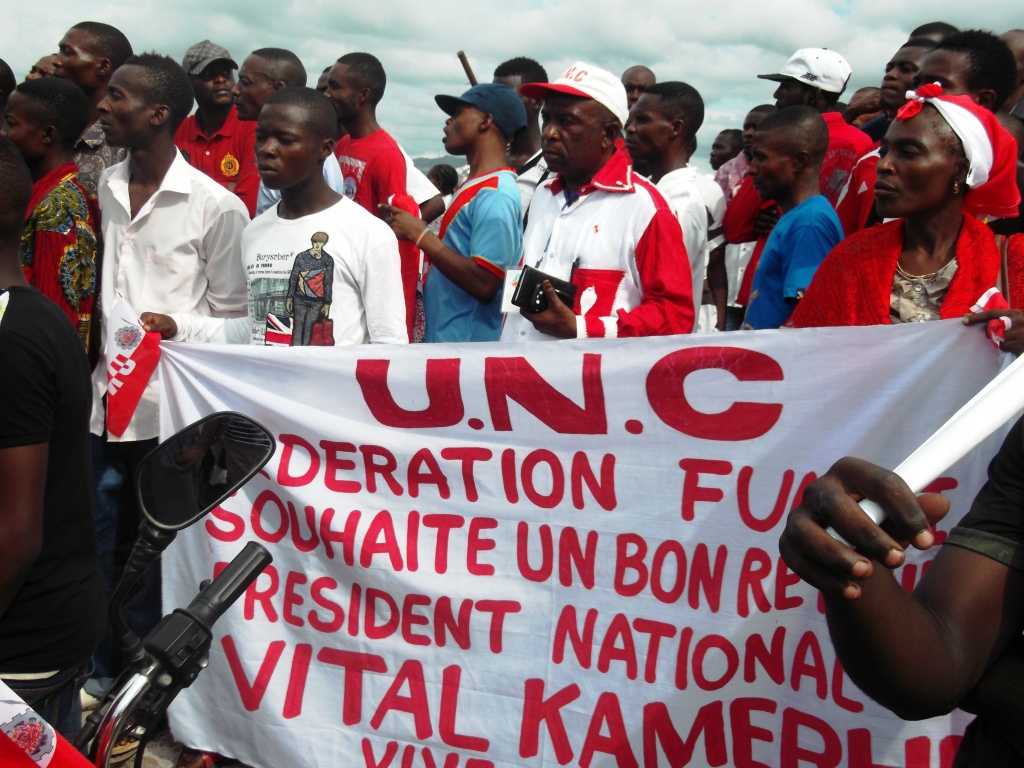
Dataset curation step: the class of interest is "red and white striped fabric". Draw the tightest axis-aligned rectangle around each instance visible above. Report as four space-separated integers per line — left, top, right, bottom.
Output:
501 145 694 341
970 286 1012 347
104 299 161 438
0 680 93 768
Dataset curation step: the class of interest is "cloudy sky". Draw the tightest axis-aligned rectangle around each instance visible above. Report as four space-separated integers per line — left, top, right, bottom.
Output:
2 1 1021 169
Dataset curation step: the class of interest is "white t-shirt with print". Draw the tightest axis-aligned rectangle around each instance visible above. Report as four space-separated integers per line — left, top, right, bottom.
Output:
173 196 408 346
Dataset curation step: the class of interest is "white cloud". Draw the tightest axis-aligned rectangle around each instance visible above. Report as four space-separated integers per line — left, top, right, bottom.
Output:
1 1 1020 167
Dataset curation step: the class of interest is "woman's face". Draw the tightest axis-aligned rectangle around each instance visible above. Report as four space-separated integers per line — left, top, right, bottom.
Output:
874 106 966 220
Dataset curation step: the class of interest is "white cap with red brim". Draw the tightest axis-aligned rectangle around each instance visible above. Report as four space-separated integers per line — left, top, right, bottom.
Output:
520 61 629 127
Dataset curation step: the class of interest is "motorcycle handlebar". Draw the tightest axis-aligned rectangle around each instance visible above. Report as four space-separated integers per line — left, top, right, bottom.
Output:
185 541 272 629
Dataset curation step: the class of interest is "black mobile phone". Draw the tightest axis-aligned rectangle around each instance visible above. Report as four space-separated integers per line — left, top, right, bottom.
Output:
511 265 577 312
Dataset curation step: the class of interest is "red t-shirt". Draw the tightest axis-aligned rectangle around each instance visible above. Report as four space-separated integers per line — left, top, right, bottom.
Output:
174 106 258 217
334 129 408 214
820 112 874 207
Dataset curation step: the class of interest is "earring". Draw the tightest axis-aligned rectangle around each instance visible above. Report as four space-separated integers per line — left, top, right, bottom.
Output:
952 180 962 195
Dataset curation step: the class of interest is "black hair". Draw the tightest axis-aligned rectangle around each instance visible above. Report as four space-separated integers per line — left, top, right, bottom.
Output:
622 64 656 81
263 86 339 140
428 163 458 195
757 105 829 165
902 36 939 51
71 21 133 69
336 52 386 105
122 53 195 133
935 29 1019 110
14 77 90 149
0 137 33 244
643 81 705 137
718 128 743 144
251 47 307 87
911 21 959 41
493 57 548 85
0 58 14 104
748 104 776 117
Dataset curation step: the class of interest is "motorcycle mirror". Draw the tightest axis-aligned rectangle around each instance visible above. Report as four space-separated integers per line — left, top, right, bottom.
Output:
137 412 275 531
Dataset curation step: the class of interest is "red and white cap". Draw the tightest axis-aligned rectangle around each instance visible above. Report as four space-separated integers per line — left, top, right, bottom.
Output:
758 48 852 95
520 61 629 127
896 83 1021 219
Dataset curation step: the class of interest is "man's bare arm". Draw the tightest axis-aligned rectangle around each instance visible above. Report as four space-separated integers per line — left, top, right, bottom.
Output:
0 443 47 617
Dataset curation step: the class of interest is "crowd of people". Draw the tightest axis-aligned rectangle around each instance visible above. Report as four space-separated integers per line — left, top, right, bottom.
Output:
2 15 1024 767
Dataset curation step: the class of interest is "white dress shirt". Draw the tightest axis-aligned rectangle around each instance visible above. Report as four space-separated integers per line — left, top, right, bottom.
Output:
91 150 249 441
657 167 711 305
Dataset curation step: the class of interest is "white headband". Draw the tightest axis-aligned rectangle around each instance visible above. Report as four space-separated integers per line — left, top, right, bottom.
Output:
903 86 993 188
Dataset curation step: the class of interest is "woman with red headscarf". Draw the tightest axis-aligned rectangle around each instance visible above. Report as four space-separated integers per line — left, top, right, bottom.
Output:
789 84 1021 329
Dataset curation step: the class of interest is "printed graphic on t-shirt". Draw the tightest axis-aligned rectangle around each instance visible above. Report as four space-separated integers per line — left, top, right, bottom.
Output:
246 231 336 346
337 155 366 201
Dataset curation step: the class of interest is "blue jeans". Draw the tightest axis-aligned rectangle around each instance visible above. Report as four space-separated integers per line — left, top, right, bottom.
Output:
5 663 89 740
89 435 162 685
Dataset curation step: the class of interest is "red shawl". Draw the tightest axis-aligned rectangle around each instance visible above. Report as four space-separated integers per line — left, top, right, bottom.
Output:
789 214 1001 328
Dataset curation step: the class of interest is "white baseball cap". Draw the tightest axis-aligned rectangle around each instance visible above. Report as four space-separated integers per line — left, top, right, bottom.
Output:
520 61 629 126
757 48 852 95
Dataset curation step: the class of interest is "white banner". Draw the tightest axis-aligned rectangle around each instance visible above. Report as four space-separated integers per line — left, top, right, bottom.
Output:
159 321 1010 768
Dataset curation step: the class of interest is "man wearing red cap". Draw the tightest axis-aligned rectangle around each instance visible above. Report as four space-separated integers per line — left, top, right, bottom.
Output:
175 40 259 217
501 61 693 341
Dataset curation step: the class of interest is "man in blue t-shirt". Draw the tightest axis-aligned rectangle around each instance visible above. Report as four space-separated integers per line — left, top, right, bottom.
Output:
743 106 843 329
381 84 525 341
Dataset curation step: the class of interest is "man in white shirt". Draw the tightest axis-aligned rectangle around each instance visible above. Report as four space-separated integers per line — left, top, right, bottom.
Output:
626 81 725 330
89 53 249 689
501 62 693 342
143 87 407 347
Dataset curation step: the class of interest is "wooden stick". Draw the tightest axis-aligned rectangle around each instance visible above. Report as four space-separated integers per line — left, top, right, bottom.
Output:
457 51 478 86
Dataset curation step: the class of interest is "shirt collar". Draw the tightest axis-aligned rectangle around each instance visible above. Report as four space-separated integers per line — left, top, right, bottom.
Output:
547 144 635 197
188 106 242 141
106 149 193 216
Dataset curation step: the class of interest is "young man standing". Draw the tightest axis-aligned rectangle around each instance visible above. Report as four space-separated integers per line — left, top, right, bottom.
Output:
626 81 726 329
175 40 259 216
759 47 873 204
3 77 98 345
501 62 693 341
0 137 103 739
144 87 407 348
89 54 249 692
327 52 410 214
380 84 525 342
232 47 347 216
55 21 133 198
742 106 842 329
709 128 742 172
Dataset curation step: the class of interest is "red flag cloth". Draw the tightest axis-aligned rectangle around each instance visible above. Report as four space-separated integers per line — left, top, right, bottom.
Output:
0 680 94 767
968 286 1011 347
789 214 1002 327
386 192 421 339
106 328 162 438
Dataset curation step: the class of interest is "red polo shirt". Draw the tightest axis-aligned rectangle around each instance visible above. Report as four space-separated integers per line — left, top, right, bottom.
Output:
175 106 258 217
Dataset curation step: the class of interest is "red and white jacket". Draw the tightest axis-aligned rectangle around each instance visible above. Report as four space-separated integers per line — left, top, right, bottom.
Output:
501 146 694 340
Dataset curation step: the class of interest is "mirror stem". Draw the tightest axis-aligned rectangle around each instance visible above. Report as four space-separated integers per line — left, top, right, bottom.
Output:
111 521 178 669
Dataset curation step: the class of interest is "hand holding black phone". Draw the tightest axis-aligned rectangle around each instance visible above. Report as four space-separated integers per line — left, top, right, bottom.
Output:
511 265 577 313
